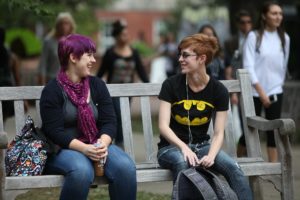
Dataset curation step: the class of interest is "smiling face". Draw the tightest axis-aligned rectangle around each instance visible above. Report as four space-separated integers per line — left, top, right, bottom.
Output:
178 34 218 75
263 4 283 30
71 52 96 79
178 48 201 74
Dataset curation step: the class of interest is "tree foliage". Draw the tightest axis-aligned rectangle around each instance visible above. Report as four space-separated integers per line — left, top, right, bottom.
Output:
0 0 115 35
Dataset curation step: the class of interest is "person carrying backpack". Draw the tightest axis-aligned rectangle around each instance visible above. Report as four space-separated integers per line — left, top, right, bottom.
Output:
157 33 253 200
242 1 290 162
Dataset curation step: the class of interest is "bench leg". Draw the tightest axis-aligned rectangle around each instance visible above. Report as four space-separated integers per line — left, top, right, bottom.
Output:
249 176 263 200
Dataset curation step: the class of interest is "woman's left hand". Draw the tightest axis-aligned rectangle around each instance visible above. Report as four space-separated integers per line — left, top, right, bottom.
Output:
95 139 108 162
198 155 214 168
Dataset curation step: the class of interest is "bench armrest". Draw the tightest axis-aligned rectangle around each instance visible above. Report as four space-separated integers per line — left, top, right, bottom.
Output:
247 116 295 136
0 131 8 149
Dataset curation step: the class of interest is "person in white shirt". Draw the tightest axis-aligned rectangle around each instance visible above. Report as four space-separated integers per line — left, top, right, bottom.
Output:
242 1 290 162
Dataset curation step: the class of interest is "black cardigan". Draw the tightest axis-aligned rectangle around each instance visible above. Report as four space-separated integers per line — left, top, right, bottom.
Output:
40 76 116 148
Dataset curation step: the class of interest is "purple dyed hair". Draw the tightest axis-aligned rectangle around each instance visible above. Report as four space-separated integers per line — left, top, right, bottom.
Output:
58 34 96 70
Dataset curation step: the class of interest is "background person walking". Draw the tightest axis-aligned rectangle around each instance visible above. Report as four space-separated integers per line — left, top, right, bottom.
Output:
38 12 76 85
242 1 290 162
97 19 149 146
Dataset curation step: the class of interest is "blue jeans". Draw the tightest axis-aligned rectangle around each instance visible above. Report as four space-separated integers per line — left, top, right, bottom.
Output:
45 144 137 200
157 143 253 200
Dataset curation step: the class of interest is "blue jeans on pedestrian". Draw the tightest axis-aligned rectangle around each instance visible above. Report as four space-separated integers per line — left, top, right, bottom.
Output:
45 144 137 200
157 143 253 200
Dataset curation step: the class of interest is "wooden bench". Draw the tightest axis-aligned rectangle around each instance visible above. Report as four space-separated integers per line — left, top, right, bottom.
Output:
0 69 295 199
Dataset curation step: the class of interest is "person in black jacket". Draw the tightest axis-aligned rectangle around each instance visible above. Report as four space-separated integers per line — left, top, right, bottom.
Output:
40 34 137 200
97 19 149 146
0 27 20 121
198 24 225 80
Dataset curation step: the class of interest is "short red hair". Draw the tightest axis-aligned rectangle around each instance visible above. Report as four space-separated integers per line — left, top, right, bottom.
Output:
178 33 218 65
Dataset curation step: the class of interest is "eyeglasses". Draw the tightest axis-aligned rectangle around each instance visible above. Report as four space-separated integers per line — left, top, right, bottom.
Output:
239 20 252 25
178 52 197 59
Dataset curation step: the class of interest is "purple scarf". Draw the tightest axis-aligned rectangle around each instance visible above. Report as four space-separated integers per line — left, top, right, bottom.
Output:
57 70 98 144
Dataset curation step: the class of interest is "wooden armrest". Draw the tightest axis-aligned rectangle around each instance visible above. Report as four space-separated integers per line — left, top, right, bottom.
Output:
0 131 8 149
247 116 295 136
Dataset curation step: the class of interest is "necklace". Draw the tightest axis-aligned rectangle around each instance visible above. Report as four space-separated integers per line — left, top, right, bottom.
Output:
186 75 193 145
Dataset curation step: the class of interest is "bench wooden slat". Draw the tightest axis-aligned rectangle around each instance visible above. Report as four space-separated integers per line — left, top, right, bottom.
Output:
0 132 8 149
0 86 42 100
108 83 161 97
140 96 156 162
4 161 280 190
5 175 64 190
14 101 25 134
0 101 3 132
35 100 42 128
120 96 135 161
238 70 262 158
235 157 264 163
136 163 160 169
220 79 241 93
240 162 281 176
136 169 172 182
247 116 295 135
224 102 237 157
5 168 173 190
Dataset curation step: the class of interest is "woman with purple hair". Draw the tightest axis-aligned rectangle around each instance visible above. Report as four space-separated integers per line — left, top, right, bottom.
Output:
40 34 137 200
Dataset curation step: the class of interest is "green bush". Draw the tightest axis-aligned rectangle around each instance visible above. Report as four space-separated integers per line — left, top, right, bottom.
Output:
5 28 42 57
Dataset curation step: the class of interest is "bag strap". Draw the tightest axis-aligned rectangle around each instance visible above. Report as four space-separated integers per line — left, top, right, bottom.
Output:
255 30 261 54
181 168 218 200
197 167 238 200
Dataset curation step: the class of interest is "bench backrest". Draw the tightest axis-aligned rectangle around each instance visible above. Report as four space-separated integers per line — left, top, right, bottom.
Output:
0 69 261 167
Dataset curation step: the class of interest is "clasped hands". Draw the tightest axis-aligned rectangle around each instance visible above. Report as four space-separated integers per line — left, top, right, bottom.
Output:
83 139 108 162
181 145 214 168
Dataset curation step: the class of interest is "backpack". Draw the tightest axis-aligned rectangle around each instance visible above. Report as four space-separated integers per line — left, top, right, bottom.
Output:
172 167 238 200
5 116 51 176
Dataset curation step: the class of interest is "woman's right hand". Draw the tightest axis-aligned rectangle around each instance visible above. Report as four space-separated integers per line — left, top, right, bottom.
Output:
230 93 239 105
254 83 271 108
259 93 271 108
83 144 103 161
69 139 107 162
180 144 199 167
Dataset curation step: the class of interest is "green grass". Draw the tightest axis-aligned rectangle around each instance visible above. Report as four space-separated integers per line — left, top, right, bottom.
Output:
16 187 171 200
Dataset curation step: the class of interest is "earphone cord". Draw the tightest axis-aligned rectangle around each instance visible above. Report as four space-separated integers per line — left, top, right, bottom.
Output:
186 75 193 146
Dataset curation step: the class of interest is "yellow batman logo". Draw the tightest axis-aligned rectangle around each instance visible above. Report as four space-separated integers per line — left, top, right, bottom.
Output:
174 115 209 126
171 99 214 126
173 100 214 111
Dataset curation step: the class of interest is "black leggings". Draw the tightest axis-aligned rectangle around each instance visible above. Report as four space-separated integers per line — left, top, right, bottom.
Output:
239 93 283 147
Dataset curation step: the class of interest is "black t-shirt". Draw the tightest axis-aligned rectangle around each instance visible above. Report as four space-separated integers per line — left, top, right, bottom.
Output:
158 74 229 149
97 46 149 83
